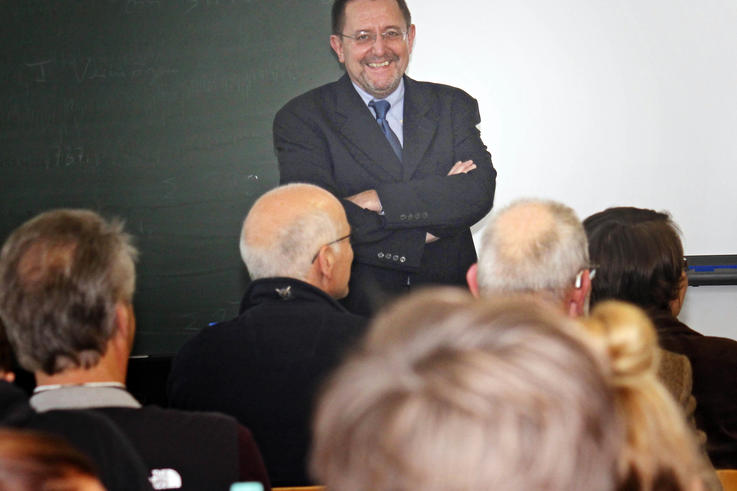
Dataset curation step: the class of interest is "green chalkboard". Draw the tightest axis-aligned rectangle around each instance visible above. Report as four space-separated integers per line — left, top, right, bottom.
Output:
0 0 342 355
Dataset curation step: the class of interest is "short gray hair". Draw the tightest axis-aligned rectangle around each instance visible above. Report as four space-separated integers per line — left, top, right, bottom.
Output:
239 184 341 281
477 199 589 300
0 209 137 375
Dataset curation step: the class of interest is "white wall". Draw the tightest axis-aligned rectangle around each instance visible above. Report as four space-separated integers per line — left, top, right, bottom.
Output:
406 0 737 337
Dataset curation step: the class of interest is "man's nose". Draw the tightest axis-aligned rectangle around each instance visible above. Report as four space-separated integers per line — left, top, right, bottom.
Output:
371 34 388 55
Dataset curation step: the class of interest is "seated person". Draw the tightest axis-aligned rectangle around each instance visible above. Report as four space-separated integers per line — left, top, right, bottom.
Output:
311 289 623 491
582 301 716 490
584 206 737 468
0 316 151 491
168 183 367 486
0 427 105 491
0 209 270 491
467 199 695 415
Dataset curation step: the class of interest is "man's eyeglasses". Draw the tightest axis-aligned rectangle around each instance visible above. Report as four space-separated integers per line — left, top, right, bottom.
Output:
339 29 408 46
311 234 351 263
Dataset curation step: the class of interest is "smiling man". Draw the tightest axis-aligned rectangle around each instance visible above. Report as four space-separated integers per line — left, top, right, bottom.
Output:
274 0 497 315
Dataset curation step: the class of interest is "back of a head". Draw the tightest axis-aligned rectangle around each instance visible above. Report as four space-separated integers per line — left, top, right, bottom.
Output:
583 207 684 312
0 428 104 491
311 289 622 491
0 209 137 375
581 301 707 490
476 199 589 301
239 183 345 281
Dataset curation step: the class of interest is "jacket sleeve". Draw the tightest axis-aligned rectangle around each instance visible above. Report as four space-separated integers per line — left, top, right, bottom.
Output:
375 91 496 238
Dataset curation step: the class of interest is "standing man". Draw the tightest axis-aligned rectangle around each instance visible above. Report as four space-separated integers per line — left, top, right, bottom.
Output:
274 0 496 315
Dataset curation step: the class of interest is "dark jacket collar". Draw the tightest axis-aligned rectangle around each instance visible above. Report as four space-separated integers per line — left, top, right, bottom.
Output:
649 310 703 338
239 277 349 315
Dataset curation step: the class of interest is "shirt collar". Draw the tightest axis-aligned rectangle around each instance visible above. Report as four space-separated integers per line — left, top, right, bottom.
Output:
351 77 405 113
30 383 141 412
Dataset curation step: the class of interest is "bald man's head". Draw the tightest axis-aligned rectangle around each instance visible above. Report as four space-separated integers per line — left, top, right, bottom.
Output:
476 200 589 301
240 184 352 296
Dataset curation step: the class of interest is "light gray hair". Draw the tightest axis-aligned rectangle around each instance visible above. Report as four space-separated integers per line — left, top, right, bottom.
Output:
477 199 589 301
239 193 340 281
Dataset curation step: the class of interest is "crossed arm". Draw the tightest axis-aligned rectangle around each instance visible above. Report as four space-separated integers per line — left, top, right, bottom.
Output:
346 159 478 242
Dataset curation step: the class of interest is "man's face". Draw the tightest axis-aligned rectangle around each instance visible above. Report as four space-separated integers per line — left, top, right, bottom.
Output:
330 0 415 99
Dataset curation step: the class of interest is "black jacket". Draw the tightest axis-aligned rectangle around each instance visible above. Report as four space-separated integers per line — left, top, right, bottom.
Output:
168 278 367 486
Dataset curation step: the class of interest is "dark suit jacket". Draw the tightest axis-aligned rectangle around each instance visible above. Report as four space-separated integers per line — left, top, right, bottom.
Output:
651 311 737 468
167 278 367 486
274 75 496 310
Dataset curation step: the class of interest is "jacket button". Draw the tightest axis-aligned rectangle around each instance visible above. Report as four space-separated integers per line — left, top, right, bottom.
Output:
385 252 392 259
392 255 399 261
378 252 384 258
422 212 428 218
400 214 406 220
400 256 406 263
414 213 421 219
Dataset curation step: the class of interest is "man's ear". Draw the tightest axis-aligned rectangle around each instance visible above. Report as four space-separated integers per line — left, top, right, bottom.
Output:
316 246 336 281
113 302 134 347
466 263 480 298
407 24 416 53
566 270 591 318
329 35 345 63
1 371 15 383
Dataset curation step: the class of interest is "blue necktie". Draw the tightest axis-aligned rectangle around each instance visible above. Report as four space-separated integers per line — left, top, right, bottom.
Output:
369 100 402 161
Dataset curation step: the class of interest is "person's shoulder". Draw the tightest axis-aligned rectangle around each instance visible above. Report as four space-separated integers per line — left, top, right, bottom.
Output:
405 77 477 101
276 77 344 117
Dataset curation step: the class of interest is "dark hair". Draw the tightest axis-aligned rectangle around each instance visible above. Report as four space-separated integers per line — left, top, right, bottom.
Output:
0 428 100 490
583 207 684 313
332 0 412 35
0 209 137 375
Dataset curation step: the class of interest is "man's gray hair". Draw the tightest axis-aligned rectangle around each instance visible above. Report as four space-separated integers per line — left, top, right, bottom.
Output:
0 209 137 375
477 199 589 300
239 184 341 281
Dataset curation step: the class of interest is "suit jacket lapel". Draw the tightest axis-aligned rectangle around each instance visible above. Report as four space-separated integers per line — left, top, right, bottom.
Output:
333 75 403 181
402 76 438 180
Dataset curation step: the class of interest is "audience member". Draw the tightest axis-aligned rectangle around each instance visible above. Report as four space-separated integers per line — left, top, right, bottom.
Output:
168 183 367 486
585 207 737 468
467 199 695 415
0 428 105 491
582 301 715 490
0 209 270 491
311 290 623 491
1 313 152 491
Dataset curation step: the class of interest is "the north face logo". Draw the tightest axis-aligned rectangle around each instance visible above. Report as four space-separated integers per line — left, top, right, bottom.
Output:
149 468 182 490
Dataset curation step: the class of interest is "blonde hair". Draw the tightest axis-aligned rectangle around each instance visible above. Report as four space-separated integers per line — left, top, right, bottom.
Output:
581 301 708 490
311 290 622 491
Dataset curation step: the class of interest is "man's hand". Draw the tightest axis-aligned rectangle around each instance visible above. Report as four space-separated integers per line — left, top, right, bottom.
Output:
448 160 476 175
345 189 383 213
422 161 476 244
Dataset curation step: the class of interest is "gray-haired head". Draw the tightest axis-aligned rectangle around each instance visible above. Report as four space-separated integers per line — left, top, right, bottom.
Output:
239 183 353 298
476 199 589 302
0 209 137 375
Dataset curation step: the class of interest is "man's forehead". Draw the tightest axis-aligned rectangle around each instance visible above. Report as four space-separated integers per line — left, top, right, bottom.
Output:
343 0 406 29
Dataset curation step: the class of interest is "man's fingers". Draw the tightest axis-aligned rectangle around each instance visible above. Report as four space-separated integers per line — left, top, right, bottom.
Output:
448 160 476 175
